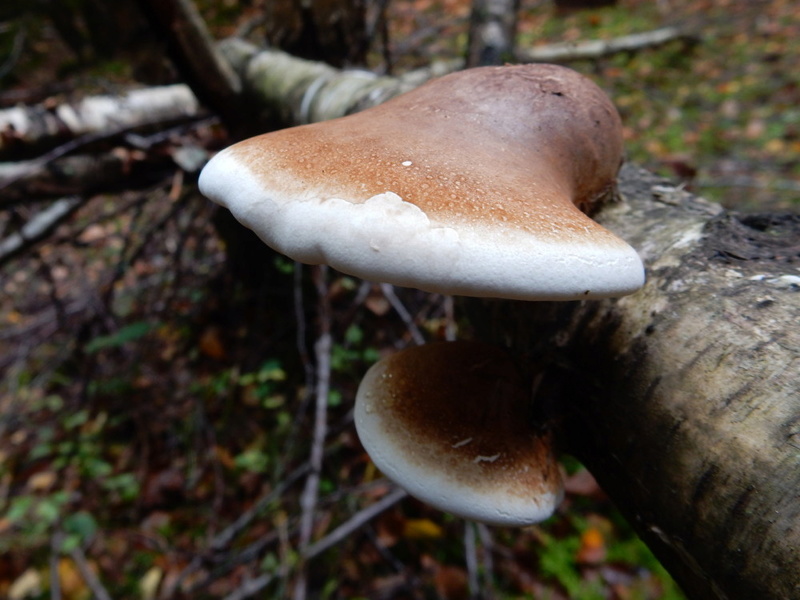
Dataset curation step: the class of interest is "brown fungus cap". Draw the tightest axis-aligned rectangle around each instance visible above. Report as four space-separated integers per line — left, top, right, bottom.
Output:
355 341 564 526
199 63 644 300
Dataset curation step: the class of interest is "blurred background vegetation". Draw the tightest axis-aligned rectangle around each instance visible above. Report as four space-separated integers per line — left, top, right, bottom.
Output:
0 0 797 598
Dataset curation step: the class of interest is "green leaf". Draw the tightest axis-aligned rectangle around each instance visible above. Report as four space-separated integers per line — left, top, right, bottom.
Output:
6 496 34 523
34 497 64 524
62 511 98 541
234 449 269 473
85 321 158 354
344 324 363 345
64 409 90 430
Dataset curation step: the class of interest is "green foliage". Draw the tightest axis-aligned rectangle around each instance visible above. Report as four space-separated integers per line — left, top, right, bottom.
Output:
234 447 271 473
330 325 381 376
85 321 158 354
538 531 589 597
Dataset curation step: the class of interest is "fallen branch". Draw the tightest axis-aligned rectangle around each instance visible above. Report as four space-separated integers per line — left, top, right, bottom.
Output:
0 196 83 265
294 265 333 600
0 84 201 158
68 545 113 600
303 486 408 559
379 283 426 346
0 154 131 203
517 25 698 63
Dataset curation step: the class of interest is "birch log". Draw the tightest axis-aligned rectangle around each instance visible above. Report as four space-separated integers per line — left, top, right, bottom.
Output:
469 165 800 600
0 85 201 157
517 26 698 64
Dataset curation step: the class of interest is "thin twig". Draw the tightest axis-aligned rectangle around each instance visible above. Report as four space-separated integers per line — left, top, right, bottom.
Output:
68 546 113 600
168 464 310 596
222 573 275 600
0 196 83 266
211 464 310 552
476 523 496 596
0 25 26 80
379 283 426 346
294 264 333 600
303 486 408 559
464 522 480 598
50 532 63 600
443 295 457 341
286 262 315 470
178 410 358 595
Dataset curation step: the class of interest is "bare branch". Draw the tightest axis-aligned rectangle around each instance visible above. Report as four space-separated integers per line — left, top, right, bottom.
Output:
68 546 113 600
303 486 409 559
517 26 698 63
379 283 426 346
0 85 201 158
294 265 333 600
222 574 276 600
0 196 83 265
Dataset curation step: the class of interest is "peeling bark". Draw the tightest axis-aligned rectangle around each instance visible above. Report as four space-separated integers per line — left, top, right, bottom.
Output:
217 38 461 130
0 85 201 157
469 165 800 600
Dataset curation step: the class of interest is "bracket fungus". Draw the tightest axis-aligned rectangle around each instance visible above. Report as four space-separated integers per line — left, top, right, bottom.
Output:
355 341 563 526
199 63 645 525
199 63 644 300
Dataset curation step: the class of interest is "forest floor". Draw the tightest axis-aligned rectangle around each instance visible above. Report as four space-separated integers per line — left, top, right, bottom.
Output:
1 0 797 598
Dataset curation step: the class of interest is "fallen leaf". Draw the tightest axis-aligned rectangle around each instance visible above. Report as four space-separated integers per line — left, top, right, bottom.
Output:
8 568 42 600
27 471 57 492
403 518 443 540
139 566 162 600
576 527 607 565
199 326 226 360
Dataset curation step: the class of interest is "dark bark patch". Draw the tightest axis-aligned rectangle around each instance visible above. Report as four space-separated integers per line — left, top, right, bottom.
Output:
704 212 800 265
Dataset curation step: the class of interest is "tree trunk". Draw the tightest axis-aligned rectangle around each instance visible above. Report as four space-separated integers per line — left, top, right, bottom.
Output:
466 0 520 67
468 165 800 600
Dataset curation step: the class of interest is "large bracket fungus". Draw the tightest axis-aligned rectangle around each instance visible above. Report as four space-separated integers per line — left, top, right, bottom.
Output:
199 63 644 301
200 63 645 525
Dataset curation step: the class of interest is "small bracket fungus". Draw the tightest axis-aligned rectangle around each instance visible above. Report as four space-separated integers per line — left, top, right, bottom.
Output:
199 63 644 300
355 341 564 526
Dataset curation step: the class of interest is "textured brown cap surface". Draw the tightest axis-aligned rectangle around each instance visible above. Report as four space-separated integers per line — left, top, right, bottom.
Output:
200 64 644 299
355 341 564 526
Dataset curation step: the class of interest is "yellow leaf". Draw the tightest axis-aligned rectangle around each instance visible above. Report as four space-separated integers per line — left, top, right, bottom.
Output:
58 558 89 600
27 471 58 492
140 566 163 600
403 518 443 539
765 138 786 154
8 568 43 600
